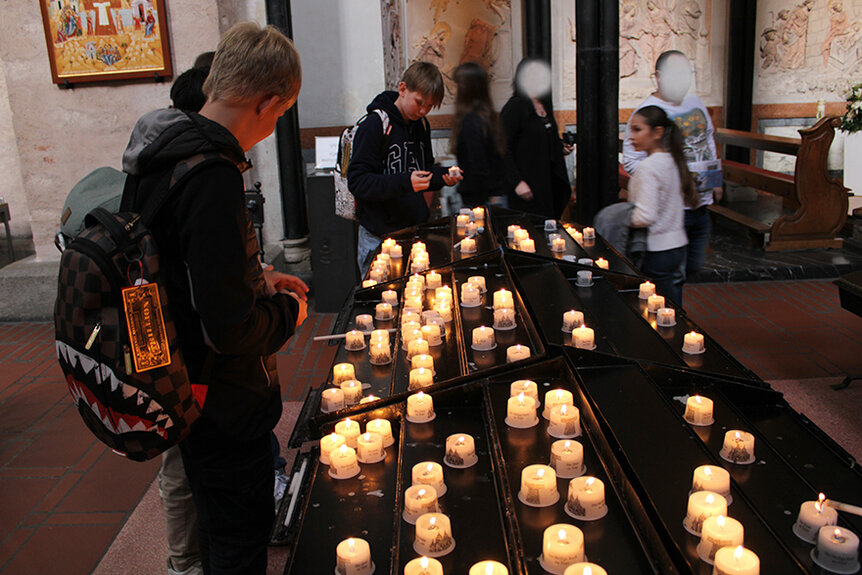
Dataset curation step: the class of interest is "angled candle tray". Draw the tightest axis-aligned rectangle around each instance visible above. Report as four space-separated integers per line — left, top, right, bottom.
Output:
289 250 547 447
566 350 862 574
275 363 661 574
486 205 642 278
360 215 499 285
506 252 759 383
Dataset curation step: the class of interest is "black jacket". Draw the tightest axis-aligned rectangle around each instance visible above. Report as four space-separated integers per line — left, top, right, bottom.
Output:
455 111 509 208
347 91 446 237
500 94 571 219
122 109 298 442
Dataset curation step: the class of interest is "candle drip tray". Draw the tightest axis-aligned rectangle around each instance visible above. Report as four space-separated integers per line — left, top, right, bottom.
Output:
505 416 539 429
681 346 706 355
405 412 436 424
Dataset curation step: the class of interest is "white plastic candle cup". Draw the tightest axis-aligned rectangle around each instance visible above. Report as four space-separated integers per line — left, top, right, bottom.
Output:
472 207 485 222
403 484 440 524
507 345 531 363
328 444 360 479
647 294 665 313
683 331 706 354
344 330 366 351
562 310 585 333
411 353 434 374
369 342 392 365
582 227 596 239
411 241 427 255
413 512 455 557
471 326 496 351
572 325 596 350
426 271 442 290
406 392 435 423
389 244 403 258
469 561 508 575
639 281 656 300
507 224 521 239
510 380 539 403
419 324 442 347
456 214 470 228
569 229 584 243
691 465 732 502
421 310 444 327
356 431 385 464
335 537 373 575
519 238 536 253
493 289 514 310
381 238 397 254
793 494 838 543
402 327 423 350
319 432 346 465
365 419 394 448
684 395 715 426
506 393 539 428
466 221 479 237
369 329 390 346
519 464 560 507
362 279 377 288
550 439 586 479
576 270 593 287
712 545 760 575
565 476 608 520
368 268 386 283
460 284 481 307
411 259 430 273
467 275 487 293
683 491 728 536
657 307 676 327
543 389 575 419
412 461 446 496
539 524 585 574
595 258 609 269
410 272 427 288
697 515 745 564
548 404 582 439
460 237 477 253
513 228 530 246
434 302 453 322
375 302 394 321
719 430 756 464
355 314 374 333
404 556 443 575
563 563 608 575
321 388 346 413
811 527 860 574
409 367 434 390
444 433 478 468
333 363 356 385
334 418 361 448
407 338 430 360
577 258 594 267
340 379 363 406
494 308 517 330
551 237 567 252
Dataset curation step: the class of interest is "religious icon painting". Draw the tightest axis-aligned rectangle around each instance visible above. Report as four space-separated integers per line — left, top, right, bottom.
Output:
38 0 172 85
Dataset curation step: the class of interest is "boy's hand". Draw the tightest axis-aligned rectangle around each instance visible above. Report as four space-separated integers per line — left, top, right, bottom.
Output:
442 169 463 187
265 269 309 300
286 292 308 328
515 180 533 201
411 170 433 192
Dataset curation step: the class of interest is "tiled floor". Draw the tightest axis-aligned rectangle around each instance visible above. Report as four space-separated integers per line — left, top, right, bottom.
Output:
2 279 862 574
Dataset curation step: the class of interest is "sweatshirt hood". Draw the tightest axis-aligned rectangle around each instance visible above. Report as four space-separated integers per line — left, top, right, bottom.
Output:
367 91 407 128
122 108 248 176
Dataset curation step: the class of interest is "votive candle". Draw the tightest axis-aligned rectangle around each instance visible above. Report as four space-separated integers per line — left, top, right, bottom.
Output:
460 237 477 253
684 395 714 426
545 219 558 231
375 302 393 320
389 244 403 258
712 545 759 575
362 279 377 288
519 464 559 507
413 461 446 496
563 564 607 575
413 513 455 557
382 289 399 306
520 238 536 253
506 344 531 363
370 328 390 346
344 330 366 351
333 362 356 385
562 310 585 332
471 326 496 350
550 439 585 479
473 207 485 222
647 294 665 313
811 527 860 574
444 433 478 468
420 324 442 346
540 524 585 574
356 432 385 464
407 391 435 423
513 228 530 246
340 379 363 406
572 325 595 349
460 283 481 307
507 224 521 239
582 227 595 239
467 275 487 292
639 281 656 300
548 404 581 439
494 308 517 330
683 331 706 354
506 393 538 428
720 430 756 464
335 418 361 448
321 388 345 413
692 465 732 502
684 491 728 535
565 476 608 520
657 307 676 326
595 258 609 269
409 367 433 390
408 338 430 360
320 432 346 465
793 493 838 542
470 561 508 575
328 444 360 479
404 556 443 575
510 379 539 403
335 537 372 575
552 237 567 252
493 289 514 310
426 271 442 290
543 389 574 419
355 314 374 332
456 213 470 228
412 353 435 373
576 270 592 286
369 342 392 365
366 419 394 447
697 515 744 564
403 485 439 524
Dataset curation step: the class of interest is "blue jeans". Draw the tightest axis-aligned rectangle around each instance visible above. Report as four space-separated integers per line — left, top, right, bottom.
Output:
642 246 686 307
357 225 382 278
684 206 711 276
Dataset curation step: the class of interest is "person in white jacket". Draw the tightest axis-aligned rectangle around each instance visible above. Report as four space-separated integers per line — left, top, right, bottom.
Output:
627 105 699 305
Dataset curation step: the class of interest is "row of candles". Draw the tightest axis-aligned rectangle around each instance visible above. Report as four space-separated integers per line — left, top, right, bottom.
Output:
638 280 706 353
455 206 485 256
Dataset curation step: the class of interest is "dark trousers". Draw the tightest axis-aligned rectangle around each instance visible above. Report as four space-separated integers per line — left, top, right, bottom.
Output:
684 206 711 276
180 430 274 575
643 246 687 307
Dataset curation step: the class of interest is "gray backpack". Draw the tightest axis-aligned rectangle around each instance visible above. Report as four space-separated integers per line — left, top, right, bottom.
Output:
333 109 390 221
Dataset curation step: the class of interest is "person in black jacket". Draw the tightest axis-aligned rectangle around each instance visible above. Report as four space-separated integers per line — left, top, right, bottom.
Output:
501 58 574 219
122 23 306 574
348 61 462 274
450 61 509 208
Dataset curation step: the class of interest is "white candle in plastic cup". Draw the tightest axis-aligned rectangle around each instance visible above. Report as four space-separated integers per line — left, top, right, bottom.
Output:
684 491 728 535
366 419 394 447
572 325 595 349
336 537 373 575
697 515 744 564
469 560 508 575
412 461 446 495
319 432 345 465
321 388 345 413
684 395 714 426
541 524 585 573
510 379 538 402
404 556 443 575
639 281 655 299
692 465 731 499
563 563 608 575
562 310 584 332
794 493 838 542
712 545 759 575
333 362 355 385
407 391 435 422
506 344 531 363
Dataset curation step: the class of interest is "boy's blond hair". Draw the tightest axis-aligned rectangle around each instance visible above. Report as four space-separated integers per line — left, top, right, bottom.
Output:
402 61 445 108
203 22 301 105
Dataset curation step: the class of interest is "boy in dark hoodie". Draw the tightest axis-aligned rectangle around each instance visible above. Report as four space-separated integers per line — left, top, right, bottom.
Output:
348 61 462 273
122 23 306 574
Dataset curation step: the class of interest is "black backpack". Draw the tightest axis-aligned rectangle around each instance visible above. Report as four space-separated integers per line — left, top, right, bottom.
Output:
53 153 228 461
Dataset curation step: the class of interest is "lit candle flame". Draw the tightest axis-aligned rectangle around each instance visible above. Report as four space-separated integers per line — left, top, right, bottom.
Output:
426 463 434 473
695 395 703 404
734 431 742 441
418 488 426 498
585 477 595 491
833 528 843 541
536 468 545 479
706 493 715 505
818 492 826 505
564 440 571 451
704 466 712 477
417 391 425 398
557 528 567 541
345 418 353 428
689 331 698 337
347 538 355 552
518 392 525 404
457 436 465 445
485 564 494 575
733 546 744 561
429 517 437 527
717 515 726 528
561 404 568 415
338 445 348 455
555 390 563 400
363 433 371 441
584 568 592 575
420 557 429 568
418 367 426 375
329 432 338 441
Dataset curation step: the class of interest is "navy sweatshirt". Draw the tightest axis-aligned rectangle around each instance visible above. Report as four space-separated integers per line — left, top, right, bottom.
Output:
347 91 447 237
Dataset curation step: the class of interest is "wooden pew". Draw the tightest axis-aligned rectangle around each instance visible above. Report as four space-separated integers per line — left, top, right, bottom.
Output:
712 116 848 251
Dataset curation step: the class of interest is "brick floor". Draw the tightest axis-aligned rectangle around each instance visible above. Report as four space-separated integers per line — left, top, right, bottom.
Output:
1 279 860 573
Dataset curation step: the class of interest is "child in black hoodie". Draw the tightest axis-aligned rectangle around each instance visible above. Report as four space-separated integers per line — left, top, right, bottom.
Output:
348 61 462 273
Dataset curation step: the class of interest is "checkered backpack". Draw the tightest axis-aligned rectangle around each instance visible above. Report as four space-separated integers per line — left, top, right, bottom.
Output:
54 153 226 461
333 109 391 220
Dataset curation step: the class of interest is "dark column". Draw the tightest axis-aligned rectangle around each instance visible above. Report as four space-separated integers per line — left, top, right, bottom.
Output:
725 0 757 163
265 0 309 239
523 0 551 60
576 0 619 224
